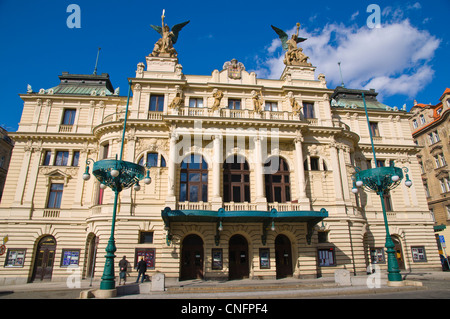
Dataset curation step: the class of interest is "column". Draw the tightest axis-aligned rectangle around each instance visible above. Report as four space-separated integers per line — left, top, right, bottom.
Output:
329 140 344 204
23 147 43 208
165 132 178 209
253 136 267 210
294 135 310 209
338 144 351 201
13 144 32 207
211 134 222 209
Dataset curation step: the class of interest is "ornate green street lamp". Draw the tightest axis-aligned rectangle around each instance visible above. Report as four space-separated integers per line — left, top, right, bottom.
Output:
82 80 151 291
351 93 412 283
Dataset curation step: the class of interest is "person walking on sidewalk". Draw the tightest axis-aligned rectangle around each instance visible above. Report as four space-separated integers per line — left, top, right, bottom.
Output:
118 256 129 285
136 257 147 283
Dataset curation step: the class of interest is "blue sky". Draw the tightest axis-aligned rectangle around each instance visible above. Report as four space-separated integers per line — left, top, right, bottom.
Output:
0 0 448 132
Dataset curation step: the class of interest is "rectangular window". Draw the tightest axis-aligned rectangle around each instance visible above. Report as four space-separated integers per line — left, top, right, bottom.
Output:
412 119 418 129
420 114 425 124
72 151 80 166
318 248 336 266
370 248 385 264
47 183 63 208
310 157 320 170
440 179 447 193
411 247 427 262
4 249 26 267
439 154 447 167
62 109 76 125
303 102 315 119
435 155 441 168
61 249 80 267
264 101 278 111
43 151 51 166
54 151 69 166
369 122 380 137
189 98 203 108
434 131 440 142
149 95 164 112
228 99 241 110
383 194 393 211
376 160 385 167
139 231 154 244
428 133 435 145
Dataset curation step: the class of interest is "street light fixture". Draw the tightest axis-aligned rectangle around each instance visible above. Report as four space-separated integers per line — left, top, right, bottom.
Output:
82 80 151 292
351 92 413 284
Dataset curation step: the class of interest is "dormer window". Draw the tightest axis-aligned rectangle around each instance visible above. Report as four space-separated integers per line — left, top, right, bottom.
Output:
420 114 425 124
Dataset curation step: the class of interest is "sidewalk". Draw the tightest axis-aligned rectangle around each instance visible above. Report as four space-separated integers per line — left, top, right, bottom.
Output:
1 270 448 299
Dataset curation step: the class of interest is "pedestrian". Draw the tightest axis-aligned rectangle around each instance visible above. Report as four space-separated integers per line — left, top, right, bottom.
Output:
118 255 129 285
136 257 147 283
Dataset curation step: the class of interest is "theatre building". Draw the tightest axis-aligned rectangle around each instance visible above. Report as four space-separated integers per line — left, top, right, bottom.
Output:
0 25 441 285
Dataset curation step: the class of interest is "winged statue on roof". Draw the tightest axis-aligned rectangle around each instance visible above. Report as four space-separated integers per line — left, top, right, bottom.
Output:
271 23 311 66
150 10 190 58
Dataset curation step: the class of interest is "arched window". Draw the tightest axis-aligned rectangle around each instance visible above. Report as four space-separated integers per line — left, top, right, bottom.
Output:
138 152 166 168
264 157 291 203
179 154 208 202
223 155 250 203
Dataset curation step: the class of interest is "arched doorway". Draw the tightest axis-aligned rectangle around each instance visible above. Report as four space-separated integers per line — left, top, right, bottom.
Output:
180 234 204 280
229 234 249 280
392 236 405 270
275 234 293 278
31 236 56 282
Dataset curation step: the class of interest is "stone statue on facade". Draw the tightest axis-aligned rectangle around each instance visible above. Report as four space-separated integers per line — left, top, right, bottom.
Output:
150 10 190 58
252 90 264 113
271 23 311 66
211 89 223 111
288 91 302 115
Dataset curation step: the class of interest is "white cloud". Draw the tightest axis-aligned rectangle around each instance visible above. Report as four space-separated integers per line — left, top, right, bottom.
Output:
252 19 440 99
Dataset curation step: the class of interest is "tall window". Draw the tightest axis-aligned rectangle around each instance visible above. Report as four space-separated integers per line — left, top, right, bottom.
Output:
179 154 208 202
223 155 250 203
43 151 51 166
420 114 425 124
54 151 69 166
369 122 380 137
72 151 80 166
383 193 393 211
149 95 164 112
303 102 315 119
228 99 241 110
47 183 64 208
189 98 203 108
62 109 76 125
264 157 291 203
264 101 278 111
412 119 418 129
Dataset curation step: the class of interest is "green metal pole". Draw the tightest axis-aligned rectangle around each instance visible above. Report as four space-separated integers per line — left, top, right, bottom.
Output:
100 189 119 290
119 80 132 161
378 190 402 282
362 93 377 164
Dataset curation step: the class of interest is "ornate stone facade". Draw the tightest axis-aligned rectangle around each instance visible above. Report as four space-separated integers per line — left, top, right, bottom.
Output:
0 28 441 286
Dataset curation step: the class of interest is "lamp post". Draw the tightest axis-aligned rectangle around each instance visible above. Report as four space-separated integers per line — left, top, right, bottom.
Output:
82 80 152 291
351 93 412 283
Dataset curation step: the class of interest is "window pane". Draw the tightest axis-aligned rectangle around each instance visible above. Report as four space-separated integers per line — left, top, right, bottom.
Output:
160 155 166 167
179 184 186 202
202 184 208 202
150 95 164 112
190 185 199 202
63 109 76 125
72 151 80 166
43 151 51 166
189 173 200 182
146 153 158 168
55 152 69 166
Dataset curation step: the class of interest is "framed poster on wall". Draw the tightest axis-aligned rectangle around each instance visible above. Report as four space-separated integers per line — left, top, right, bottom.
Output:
135 248 155 269
259 248 270 269
212 248 223 270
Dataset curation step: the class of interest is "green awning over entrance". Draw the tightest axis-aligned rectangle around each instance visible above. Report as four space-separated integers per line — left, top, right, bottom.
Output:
161 207 328 246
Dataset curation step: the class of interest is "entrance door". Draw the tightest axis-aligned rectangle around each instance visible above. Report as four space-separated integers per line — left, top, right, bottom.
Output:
180 234 204 280
392 236 405 270
32 236 56 282
275 234 293 279
229 235 249 280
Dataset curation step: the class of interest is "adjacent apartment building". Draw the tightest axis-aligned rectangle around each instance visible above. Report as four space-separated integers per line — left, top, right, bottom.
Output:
0 26 441 285
409 88 450 264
